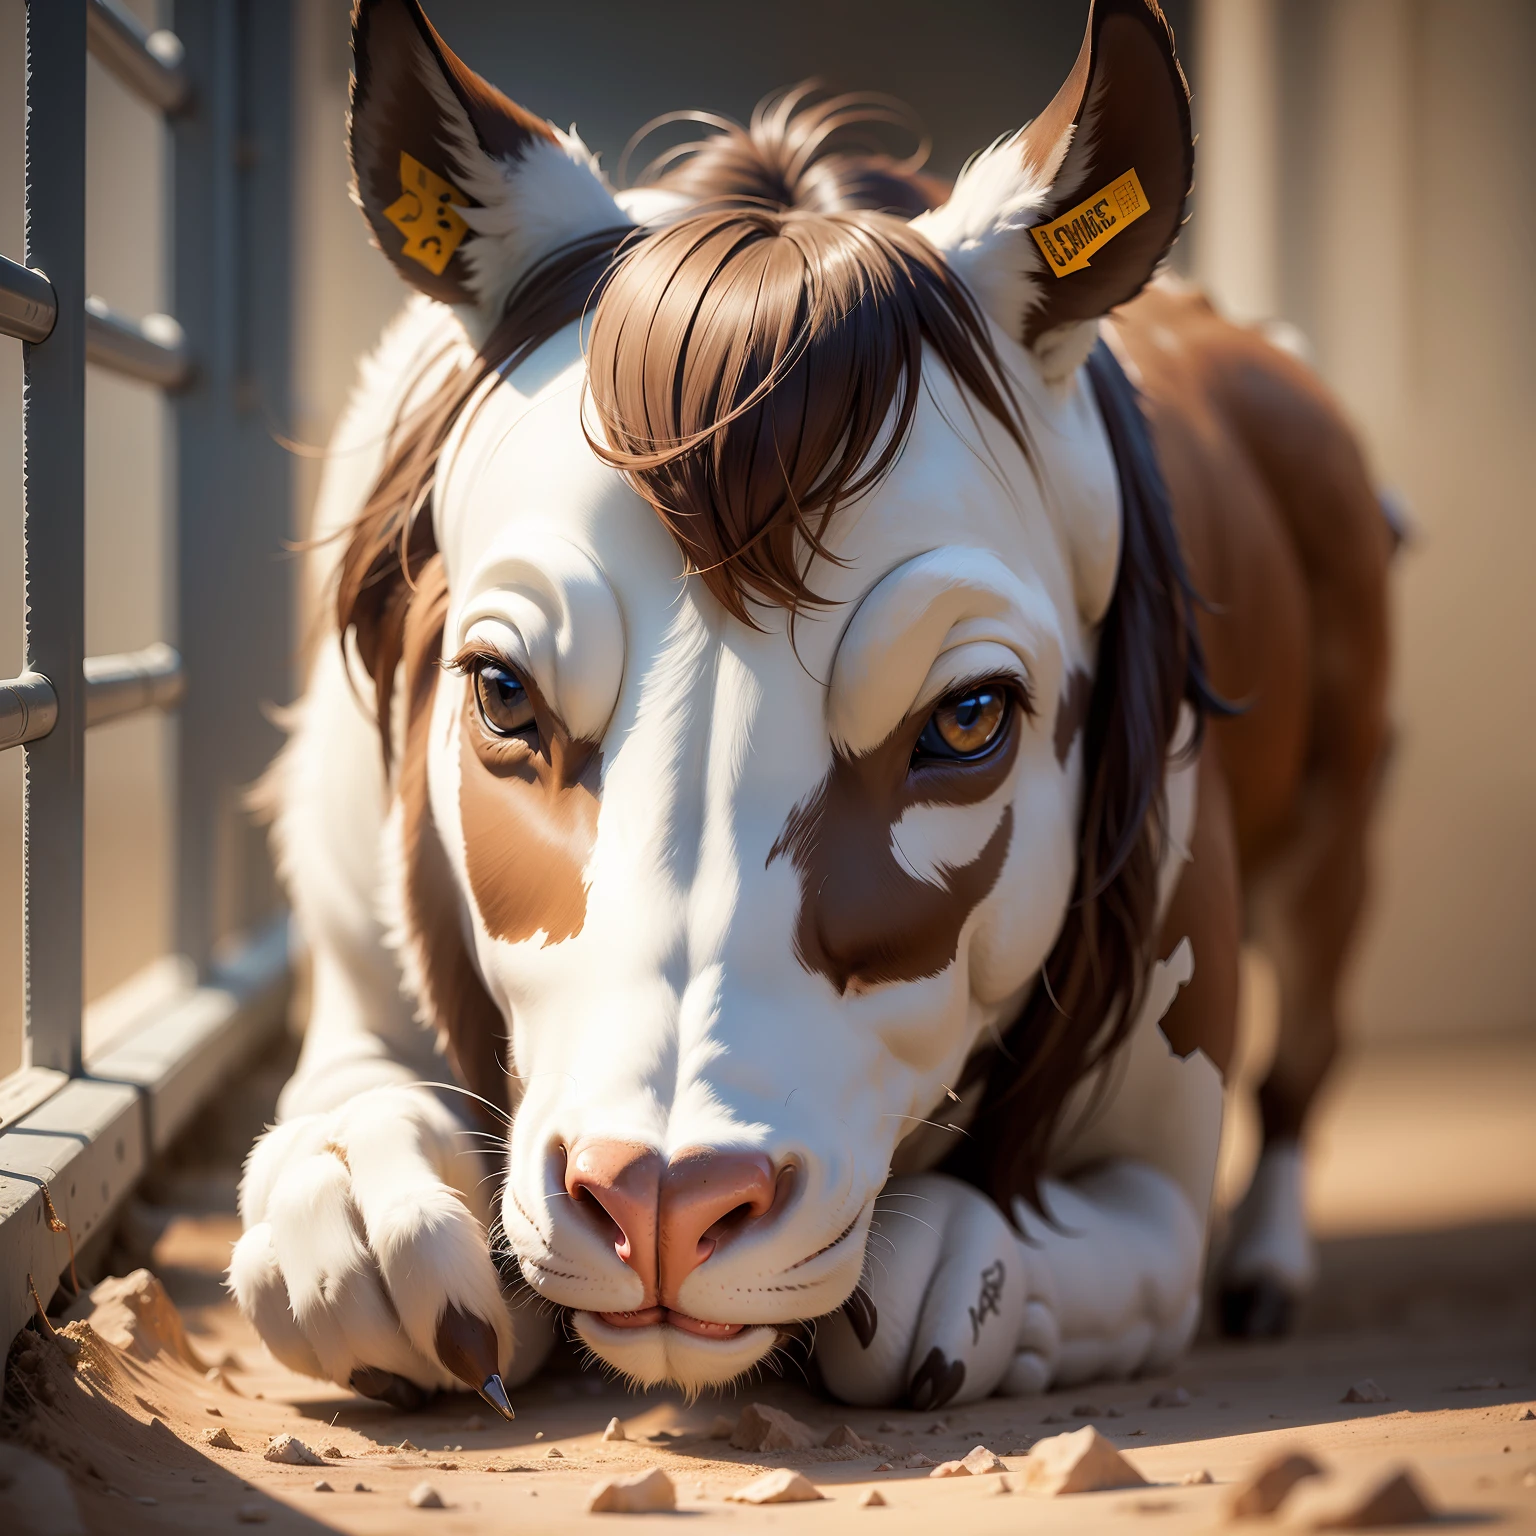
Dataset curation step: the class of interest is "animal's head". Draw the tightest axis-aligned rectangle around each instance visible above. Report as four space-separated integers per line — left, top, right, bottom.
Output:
341 0 1198 1390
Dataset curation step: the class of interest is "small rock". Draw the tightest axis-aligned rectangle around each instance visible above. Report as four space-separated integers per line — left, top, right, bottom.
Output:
408 1482 445 1509
264 1434 326 1466
729 1402 819 1452
930 1461 967 1478
961 1445 1007 1474
235 1506 267 1525
860 1488 887 1506
546 1446 565 1459
203 1427 241 1450
434 1462 457 1471
1520 1409 1536 1421
1020 1427 1147 1496
588 1466 676 1514
1127 1429 1145 1437
602 1417 627 1442
1181 1468 1213 1485
925 1420 950 1435
1071 1404 1103 1418
1148 1387 1191 1409
725 1467 825 1504
824 1424 875 1453
1228 1451 1324 1517
1041 1413 1068 1424
1341 1379 1389 1404
321 1445 342 1458
1454 1378 1507 1391
1003 1446 1033 1457
353 1482 371 1492
1283 1464 1436 1529
313 1480 333 1492
399 1438 421 1452
534 1431 544 1441
205 1406 222 1416
707 1414 736 1439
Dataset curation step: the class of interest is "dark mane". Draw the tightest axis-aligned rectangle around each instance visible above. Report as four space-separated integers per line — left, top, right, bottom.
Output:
944 340 1223 1211
334 90 1215 1210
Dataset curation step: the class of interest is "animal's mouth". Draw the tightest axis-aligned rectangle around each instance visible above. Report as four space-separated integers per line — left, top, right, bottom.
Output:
593 1306 746 1340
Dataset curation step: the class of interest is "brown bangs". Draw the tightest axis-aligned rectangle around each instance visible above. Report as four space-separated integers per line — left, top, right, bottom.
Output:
583 207 1027 624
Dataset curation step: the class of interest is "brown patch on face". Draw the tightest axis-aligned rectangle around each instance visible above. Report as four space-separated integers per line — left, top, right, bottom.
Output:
1054 667 1093 766
768 709 1019 994
398 558 510 1121
458 667 602 948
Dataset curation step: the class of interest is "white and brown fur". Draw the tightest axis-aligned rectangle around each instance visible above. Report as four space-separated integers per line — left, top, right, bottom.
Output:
229 0 1390 1410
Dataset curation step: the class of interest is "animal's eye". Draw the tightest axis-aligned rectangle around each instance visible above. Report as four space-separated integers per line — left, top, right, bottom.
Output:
914 685 1011 763
473 661 536 738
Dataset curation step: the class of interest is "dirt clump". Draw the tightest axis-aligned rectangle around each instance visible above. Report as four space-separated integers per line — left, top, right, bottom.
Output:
1019 1426 1147 1495
588 1465 675 1512
729 1402 819 1451
726 1467 825 1503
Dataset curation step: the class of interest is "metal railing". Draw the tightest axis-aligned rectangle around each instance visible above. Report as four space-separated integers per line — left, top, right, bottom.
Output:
0 0 296 1350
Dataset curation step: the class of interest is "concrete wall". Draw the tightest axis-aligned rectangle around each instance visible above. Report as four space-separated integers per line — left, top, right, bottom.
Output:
1195 0 1536 1042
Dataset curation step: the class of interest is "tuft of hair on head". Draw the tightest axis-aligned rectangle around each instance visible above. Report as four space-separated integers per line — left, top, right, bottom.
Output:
582 202 1031 627
625 81 948 220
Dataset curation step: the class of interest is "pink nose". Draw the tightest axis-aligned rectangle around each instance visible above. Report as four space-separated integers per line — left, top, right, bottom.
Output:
564 1139 781 1306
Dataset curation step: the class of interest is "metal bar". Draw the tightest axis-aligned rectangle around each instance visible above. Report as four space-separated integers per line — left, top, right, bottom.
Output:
0 672 59 750
87 0 191 117
83 641 185 728
85 296 192 390
23 1 88 1079
0 253 56 345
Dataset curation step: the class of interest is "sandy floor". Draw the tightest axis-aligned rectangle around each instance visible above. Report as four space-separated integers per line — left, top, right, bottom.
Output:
4 1031 1534 1534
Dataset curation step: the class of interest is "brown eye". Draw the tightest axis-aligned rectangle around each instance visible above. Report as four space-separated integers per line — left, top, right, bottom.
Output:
473 662 536 738
915 686 1010 762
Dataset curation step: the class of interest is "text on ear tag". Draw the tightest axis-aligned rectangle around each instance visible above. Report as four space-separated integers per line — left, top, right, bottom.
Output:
384 151 470 276
1030 168 1149 278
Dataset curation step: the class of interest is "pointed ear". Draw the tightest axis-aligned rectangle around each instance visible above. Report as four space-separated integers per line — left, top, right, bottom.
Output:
913 0 1191 375
349 0 631 331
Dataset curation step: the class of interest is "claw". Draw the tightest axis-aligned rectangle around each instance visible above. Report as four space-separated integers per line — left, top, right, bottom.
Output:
434 1304 513 1418
478 1371 515 1421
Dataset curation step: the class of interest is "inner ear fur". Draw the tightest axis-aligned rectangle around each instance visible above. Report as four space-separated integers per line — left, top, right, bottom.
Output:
350 0 556 306
397 555 511 1123
1020 0 1192 343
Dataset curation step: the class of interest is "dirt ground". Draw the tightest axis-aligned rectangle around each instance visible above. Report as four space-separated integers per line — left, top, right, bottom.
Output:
4 1031 1534 1534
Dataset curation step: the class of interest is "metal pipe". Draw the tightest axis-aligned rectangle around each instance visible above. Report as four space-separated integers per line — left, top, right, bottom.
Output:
84 296 192 390
0 253 57 344
83 641 185 729
0 673 59 750
86 0 190 117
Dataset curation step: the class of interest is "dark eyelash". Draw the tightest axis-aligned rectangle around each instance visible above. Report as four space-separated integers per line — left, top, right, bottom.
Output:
934 671 1036 720
445 644 518 679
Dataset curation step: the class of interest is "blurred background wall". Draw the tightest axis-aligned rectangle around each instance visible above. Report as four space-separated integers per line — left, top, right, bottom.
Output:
0 0 1530 1076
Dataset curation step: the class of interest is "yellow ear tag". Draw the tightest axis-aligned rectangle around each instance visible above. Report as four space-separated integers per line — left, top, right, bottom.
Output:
1030 168 1150 278
383 151 470 276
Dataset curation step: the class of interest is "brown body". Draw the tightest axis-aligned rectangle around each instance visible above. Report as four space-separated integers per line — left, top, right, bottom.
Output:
1118 279 1393 1146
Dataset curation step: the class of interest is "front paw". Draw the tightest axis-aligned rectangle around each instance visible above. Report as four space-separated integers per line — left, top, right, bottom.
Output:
227 1086 551 1410
814 1173 1043 1409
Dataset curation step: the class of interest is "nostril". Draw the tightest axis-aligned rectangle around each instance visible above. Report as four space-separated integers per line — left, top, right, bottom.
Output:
561 1138 663 1295
657 1151 785 1295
